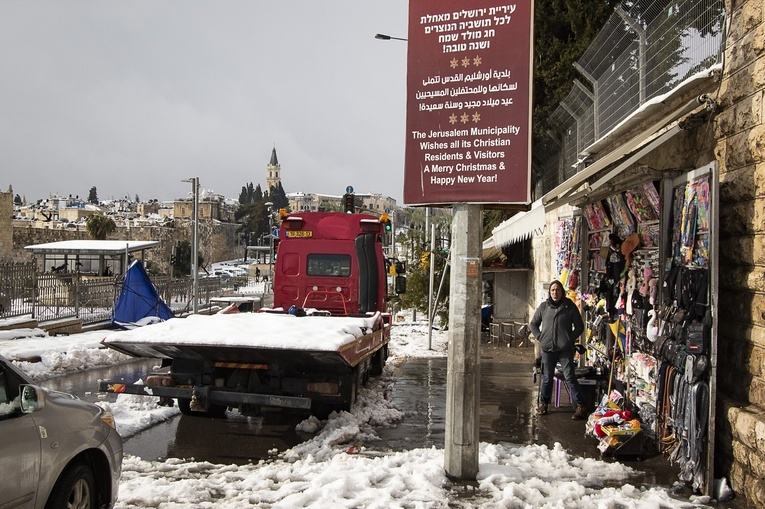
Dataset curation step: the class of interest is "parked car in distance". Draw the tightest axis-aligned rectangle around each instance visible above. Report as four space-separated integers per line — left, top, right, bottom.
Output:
0 353 123 509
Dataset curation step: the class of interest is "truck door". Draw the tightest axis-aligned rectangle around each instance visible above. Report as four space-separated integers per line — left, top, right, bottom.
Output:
355 233 379 313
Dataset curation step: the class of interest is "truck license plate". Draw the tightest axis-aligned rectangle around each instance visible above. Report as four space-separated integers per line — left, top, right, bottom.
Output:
286 230 313 238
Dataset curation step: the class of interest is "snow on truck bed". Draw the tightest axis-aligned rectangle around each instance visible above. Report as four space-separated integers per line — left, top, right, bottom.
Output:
103 312 381 352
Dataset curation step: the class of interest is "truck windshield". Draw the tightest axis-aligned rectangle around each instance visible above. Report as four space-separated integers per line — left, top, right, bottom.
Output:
307 254 351 277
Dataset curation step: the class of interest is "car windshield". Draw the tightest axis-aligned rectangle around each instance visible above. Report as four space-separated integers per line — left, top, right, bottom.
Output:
0 368 19 416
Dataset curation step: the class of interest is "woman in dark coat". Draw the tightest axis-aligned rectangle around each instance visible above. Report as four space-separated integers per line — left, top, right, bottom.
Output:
529 280 587 419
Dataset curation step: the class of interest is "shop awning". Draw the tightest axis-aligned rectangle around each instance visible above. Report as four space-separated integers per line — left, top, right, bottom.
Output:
483 199 545 249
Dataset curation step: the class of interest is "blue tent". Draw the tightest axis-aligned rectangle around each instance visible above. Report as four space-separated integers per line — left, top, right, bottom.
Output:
111 260 174 327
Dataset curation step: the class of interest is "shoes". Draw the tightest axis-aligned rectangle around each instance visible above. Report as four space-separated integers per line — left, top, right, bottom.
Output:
537 402 548 415
572 403 587 420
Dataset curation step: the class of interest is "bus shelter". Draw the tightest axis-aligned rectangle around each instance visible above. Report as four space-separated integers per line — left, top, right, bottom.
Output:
25 240 159 277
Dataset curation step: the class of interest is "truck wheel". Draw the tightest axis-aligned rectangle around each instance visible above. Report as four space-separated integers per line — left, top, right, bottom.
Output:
45 462 96 509
311 398 353 419
370 345 388 376
177 398 227 418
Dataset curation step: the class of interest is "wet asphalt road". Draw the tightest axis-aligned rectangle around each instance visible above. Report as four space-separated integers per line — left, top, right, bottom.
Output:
39 339 746 506
40 359 309 464
41 342 657 471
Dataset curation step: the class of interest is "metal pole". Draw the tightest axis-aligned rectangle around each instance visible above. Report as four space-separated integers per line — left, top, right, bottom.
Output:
192 177 199 314
425 207 430 244
269 215 273 289
428 223 436 350
265 202 274 291
391 220 396 257
431 250 450 324
444 203 482 480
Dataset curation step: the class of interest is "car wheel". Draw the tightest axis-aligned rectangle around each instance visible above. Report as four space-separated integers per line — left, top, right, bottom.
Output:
45 462 96 509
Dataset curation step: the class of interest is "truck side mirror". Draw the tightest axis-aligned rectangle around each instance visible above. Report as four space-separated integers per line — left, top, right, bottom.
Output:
395 276 406 294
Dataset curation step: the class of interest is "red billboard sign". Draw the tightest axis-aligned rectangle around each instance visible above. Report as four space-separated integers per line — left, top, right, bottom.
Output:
404 1 533 206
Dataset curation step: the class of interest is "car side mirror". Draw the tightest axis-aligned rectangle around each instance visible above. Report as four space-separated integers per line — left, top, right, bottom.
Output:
20 385 41 414
395 276 406 295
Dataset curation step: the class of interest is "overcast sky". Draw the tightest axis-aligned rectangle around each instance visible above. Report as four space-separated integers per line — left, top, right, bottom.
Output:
1 1 408 205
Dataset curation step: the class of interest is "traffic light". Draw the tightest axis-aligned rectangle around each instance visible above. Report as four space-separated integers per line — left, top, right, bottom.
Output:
380 212 392 232
343 193 355 213
273 237 280 260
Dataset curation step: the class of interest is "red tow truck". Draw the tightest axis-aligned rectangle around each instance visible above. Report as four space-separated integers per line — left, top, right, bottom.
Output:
99 211 404 418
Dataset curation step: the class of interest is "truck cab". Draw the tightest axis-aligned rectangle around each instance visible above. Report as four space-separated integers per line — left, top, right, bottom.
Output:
100 210 404 419
274 212 388 315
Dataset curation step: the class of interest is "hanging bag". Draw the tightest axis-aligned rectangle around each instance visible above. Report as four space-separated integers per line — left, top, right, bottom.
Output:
686 322 708 354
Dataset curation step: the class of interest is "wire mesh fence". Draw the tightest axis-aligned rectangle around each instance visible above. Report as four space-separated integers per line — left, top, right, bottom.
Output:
535 0 726 195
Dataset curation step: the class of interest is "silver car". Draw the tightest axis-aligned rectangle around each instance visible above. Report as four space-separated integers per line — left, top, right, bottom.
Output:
0 354 123 509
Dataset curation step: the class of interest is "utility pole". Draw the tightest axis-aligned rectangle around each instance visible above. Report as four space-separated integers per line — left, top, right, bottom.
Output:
182 177 200 314
428 222 436 350
444 203 482 479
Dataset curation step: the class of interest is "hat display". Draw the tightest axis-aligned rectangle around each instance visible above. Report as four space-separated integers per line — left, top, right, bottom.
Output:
621 233 640 256
620 233 641 265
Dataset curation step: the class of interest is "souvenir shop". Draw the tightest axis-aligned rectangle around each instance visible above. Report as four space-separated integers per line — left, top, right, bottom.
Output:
552 162 718 494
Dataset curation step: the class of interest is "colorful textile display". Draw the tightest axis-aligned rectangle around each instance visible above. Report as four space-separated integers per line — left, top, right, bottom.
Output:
639 222 660 248
584 201 612 231
606 194 636 237
625 183 660 222
586 391 643 454
556 217 582 289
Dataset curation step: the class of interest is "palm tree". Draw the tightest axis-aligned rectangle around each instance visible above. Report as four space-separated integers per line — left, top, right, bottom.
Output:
85 212 116 240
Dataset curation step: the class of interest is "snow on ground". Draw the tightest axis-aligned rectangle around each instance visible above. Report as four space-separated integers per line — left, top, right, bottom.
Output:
0 315 712 508
0 328 132 379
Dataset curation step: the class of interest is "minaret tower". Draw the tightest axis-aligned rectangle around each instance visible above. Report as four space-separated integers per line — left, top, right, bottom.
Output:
266 147 281 192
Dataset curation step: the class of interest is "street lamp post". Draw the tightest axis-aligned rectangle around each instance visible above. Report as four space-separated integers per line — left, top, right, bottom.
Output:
375 33 407 41
182 177 199 313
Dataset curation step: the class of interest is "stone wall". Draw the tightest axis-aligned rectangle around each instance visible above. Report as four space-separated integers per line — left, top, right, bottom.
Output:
714 0 765 505
11 220 242 273
0 191 13 262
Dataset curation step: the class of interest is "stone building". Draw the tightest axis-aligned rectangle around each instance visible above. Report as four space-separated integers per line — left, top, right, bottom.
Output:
287 191 397 215
173 188 236 222
714 1 765 504
484 0 764 505
4 194 242 271
137 200 161 216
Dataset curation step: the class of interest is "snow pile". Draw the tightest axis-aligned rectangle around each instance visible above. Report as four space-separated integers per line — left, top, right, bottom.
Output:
0 318 713 507
99 392 180 439
104 311 382 350
1 329 131 380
